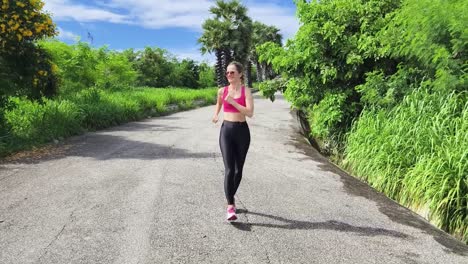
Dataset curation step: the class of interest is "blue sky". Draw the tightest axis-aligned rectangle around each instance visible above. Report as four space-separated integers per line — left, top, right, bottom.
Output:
44 0 300 64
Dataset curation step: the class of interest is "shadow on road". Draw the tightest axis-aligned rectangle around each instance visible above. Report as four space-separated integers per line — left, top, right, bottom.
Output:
230 209 410 239
1 126 216 164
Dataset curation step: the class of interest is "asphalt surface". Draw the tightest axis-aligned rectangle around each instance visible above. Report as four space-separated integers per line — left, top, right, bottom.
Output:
1 93 467 264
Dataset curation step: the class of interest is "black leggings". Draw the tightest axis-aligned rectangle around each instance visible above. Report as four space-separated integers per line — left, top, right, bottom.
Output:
219 121 250 205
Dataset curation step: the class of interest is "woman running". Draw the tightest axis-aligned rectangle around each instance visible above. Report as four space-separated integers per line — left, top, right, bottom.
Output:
212 61 254 222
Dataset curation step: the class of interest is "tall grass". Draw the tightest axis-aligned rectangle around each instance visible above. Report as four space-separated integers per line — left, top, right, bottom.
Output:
0 87 217 157
343 88 467 242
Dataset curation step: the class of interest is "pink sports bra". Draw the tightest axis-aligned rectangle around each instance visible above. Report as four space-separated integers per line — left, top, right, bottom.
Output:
223 86 246 113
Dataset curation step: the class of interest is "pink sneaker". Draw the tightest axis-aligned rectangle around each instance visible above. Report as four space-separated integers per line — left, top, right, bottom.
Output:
226 207 237 222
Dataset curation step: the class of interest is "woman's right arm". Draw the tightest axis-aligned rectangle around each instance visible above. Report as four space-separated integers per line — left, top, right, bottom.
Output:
212 88 223 123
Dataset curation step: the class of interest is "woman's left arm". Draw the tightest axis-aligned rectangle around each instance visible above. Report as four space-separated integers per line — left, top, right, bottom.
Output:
226 88 254 118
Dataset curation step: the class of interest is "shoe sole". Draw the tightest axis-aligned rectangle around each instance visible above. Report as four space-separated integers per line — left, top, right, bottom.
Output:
227 214 237 222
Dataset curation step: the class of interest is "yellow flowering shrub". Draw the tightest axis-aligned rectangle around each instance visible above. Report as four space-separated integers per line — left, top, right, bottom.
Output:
1 1 59 101
0 0 56 53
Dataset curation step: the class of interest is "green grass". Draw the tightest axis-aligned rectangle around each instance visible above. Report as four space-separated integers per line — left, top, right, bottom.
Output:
343 88 467 243
0 86 217 157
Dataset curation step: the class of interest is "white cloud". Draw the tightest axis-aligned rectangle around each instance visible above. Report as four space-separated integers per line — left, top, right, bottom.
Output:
108 0 213 30
43 0 299 40
44 0 130 23
57 27 80 41
247 2 299 42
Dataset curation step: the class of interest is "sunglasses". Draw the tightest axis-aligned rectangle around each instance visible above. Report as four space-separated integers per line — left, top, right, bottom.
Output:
225 71 237 76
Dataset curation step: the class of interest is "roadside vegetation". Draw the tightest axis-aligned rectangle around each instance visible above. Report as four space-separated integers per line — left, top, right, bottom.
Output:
257 0 467 243
1 87 217 157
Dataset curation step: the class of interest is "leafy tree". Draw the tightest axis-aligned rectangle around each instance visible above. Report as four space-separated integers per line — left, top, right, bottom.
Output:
95 49 138 90
198 62 216 88
40 41 100 94
134 47 174 87
171 59 200 88
121 48 138 64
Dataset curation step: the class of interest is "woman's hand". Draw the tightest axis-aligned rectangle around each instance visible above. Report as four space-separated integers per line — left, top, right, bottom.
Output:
212 114 219 124
225 89 236 104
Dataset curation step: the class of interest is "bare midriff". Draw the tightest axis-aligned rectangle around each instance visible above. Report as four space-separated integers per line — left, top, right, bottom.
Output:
224 112 246 122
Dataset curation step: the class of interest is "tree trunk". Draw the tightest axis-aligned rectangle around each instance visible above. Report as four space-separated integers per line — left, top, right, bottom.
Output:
267 64 275 80
221 49 232 86
245 59 252 88
255 59 262 82
261 62 267 81
215 49 225 87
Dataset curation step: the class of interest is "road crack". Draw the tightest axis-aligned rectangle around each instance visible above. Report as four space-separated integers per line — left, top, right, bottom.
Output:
37 210 75 262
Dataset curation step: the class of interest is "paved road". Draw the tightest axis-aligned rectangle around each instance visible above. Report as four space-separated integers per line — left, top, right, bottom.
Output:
1 93 467 264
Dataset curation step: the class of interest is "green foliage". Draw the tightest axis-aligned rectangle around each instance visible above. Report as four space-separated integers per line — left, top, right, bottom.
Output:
357 0 468 108
344 89 467 243
70 88 141 129
4 96 82 145
171 59 200 88
198 62 216 88
95 48 138 90
133 47 174 87
355 66 424 108
252 21 282 55
307 92 346 140
40 41 209 92
257 77 287 102
39 41 99 94
379 0 467 75
346 0 467 243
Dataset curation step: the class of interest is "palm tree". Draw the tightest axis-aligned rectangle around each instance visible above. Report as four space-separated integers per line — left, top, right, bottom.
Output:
199 19 231 87
251 21 282 82
199 0 252 87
